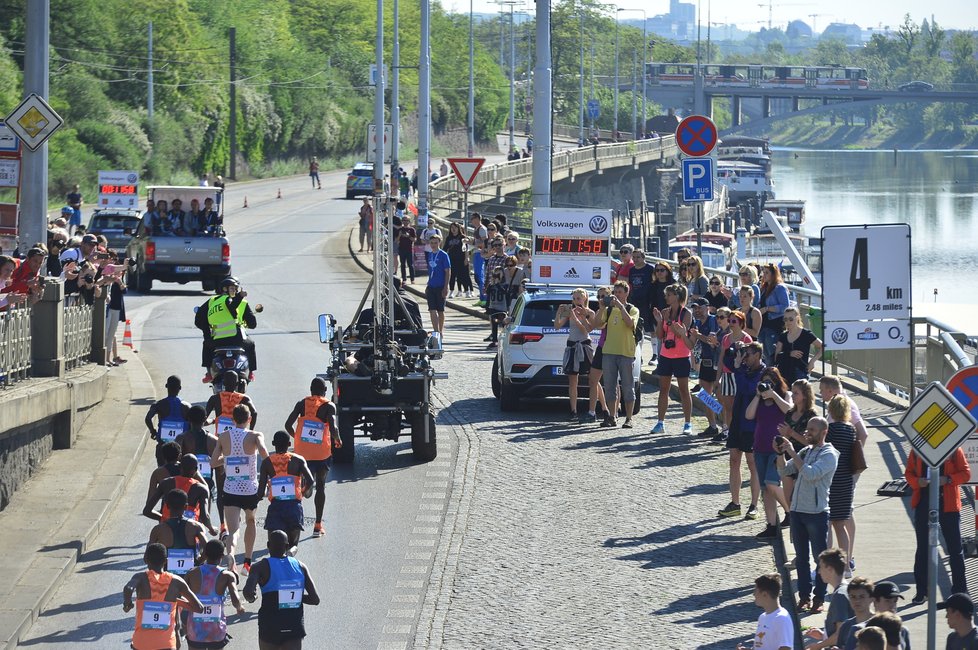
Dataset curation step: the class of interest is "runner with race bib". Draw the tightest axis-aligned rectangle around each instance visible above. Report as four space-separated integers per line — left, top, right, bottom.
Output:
258 431 315 555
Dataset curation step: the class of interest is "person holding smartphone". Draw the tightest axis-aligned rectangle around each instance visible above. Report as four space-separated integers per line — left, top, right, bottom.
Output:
650 283 695 435
554 289 595 422
597 281 640 429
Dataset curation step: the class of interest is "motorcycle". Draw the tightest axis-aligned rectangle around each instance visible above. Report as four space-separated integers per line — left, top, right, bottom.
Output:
209 346 250 393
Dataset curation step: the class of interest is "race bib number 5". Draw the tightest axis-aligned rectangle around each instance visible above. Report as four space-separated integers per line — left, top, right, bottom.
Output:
141 601 172 630
300 420 324 445
225 456 250 482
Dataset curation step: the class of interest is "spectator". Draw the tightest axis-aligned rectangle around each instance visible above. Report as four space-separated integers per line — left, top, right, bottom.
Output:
746 366 792 538
837 577 876 650
185 198 204 235
906 445 970 604
141 199 158 231
684 255 709 300
66 184 83 235
309 157 322 189
777 379 818 505
715 309 752 444
199 198 221 235
581 286 611 424
481 237 508 338
775 306 822 383
736 573 792 650
867 582 911 647
718 340 764 519
807 548 855 649
358 198 373 253
469 213 488 306
938 592 978 649
168 199 188 236
827 394 859 576
597 280 640 429
758 263 790 363
650 283 694 434
776 415 839 614
2 247 45 303
739 285 763 339
724 265 761 309
103 253 128 365
705 275 727 312
554 289 595 421
445 222 472 299
153 200 170 235
398 170 410 200
410 168 418 197
689 297 722 438
626 249 654 363
397 214 417 284
648 260 675 364
863 612 907 650
484 265 509 350
46 231 68 276
439 159 449 178
424 233 451 337
612 244 634 283
0 255 28 310
503 232 521 257
854 626 887 650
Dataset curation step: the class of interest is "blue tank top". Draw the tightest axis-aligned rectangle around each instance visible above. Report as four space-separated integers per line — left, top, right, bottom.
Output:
258 557 306 637
158 397 188 443
261 557 305 594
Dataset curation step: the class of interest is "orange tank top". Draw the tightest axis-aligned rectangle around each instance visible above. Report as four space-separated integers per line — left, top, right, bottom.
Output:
292 396 331 461
268 452 302 502
215 392 244 435
160 476 203 521
133 570 178 650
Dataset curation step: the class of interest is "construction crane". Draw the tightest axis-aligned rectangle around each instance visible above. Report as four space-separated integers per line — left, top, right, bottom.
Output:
808 13 826 34
756 1 813 30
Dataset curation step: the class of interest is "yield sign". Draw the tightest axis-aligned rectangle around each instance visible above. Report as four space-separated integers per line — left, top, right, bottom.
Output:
447 157 485 191
675 115 718 157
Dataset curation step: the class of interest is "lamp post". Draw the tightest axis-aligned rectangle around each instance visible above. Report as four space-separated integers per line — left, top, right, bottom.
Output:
497 0 518 153
617 7 647 136
614 7 620 137
578 9 585 145
468 0 475 156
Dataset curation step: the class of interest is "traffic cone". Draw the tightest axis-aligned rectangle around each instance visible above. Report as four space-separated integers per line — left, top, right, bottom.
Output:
242 196 249 208
277 188 282 199
122 320 135 350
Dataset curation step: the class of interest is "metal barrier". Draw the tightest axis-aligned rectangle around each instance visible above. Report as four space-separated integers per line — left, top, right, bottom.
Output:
0 305 32 387
63 299 93 370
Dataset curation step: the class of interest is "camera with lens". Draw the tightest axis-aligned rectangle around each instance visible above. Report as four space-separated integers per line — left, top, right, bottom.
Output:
126 257 137 268
663 339 676 349
757 381 772 393
774 435 786 447
602 295 613 307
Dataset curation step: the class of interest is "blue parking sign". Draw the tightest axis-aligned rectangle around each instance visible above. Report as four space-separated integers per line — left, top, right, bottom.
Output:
586 99 600 120
681 157 715 202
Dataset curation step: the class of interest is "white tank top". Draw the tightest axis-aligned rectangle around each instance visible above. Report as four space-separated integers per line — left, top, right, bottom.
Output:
224 428 259 496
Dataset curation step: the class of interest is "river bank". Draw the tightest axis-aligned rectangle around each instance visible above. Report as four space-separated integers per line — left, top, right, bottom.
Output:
743 117 978 150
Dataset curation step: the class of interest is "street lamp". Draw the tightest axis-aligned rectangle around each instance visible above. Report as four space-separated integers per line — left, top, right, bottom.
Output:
617 7 646 137
614 7 620 137
578 9 585 145
497 0 518 153
468 0 475 156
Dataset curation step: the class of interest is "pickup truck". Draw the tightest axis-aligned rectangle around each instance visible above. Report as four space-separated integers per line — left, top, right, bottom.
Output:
86 208 142 252
126 186 231 293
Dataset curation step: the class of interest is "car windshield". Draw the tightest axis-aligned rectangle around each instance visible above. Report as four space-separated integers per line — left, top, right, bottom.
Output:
519 298 600 327
90 215 140 230
352 168 372 177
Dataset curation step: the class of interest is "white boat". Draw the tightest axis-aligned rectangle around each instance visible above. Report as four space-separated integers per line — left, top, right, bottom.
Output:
716 161 774 204
762 199 806 232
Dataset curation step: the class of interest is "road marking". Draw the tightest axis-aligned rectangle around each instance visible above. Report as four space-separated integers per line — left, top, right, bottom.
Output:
377 642 408 650
391 594 421 603
412 527 439 535
405 551 432 560
425 471 450 478
383 625 413 634
418 503 444 511
400 565 427 574
386 608 416 618
421 492 446 500
396 580 424 589
415 515 441 523
423 481 449 489
409 539 436 547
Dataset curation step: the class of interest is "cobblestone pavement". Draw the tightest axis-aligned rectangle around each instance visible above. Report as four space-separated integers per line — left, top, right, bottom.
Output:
420 315 778 649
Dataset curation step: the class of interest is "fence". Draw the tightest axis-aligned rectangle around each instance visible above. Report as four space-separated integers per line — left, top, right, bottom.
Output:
63 299 94 370
0 304 32 386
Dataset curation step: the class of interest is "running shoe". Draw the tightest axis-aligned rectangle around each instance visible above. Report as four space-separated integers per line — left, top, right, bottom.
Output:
312 523 325 538
682 422 693 435
744 504 759 520
241 559 252 575
448 290 455 298
486 342 498 349
578 412 597 424
710 430 728 445
568 412 579 421
698 426 719 438
718 502 742 518
288 546 299 558
202 373 213 383
755 525 778 539
650 422 665 434
622 419 633 429
600 416 617 428
483 334 494 342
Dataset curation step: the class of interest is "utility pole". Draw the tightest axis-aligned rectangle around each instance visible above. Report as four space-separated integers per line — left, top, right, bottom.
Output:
468 0 475 157
391 0 401 182
590 37 595 135
418 0 431 224
631 49 637 138
21 0 49 252
374 0 385 189
614 10 620 136
531 0 551 207
509 5 516 152
641 16 647 135
147 21 154 121
229 27 237 180
578 10 584 145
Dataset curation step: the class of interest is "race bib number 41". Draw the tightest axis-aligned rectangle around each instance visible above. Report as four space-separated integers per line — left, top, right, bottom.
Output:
159 420 185 442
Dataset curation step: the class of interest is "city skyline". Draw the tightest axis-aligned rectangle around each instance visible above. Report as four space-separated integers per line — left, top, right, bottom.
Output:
446 0 976 33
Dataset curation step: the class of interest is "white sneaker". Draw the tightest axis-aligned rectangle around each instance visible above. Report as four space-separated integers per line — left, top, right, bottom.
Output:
465 291 473 298
448 291 455 298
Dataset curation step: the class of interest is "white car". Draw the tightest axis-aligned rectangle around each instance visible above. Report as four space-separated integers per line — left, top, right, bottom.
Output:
491 286 643 412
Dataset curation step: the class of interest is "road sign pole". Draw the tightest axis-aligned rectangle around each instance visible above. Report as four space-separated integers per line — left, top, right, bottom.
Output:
928 472 939 650
21 0 50 252
463 187 469 227
695 203 703 258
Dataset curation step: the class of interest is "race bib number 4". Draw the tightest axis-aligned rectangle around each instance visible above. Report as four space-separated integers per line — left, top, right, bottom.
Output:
141 601 173 630
196 454 212 479
300 420 324 445
167 548 194 574
270 476 298 501
278 580 303 609
193 595 223 622
159 420 185 442
225 456 251 483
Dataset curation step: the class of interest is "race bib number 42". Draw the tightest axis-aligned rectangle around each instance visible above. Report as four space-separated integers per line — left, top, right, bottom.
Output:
300 420 324 445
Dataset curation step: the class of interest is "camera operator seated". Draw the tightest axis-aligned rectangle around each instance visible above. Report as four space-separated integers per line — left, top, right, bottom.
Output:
195 276 258 383
354 277 424 335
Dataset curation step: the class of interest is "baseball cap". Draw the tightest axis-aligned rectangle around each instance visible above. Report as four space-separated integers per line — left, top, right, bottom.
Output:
938 593 974 616
689 297 709 308
871 581 905 599
61 206 73 214
81 234 98 245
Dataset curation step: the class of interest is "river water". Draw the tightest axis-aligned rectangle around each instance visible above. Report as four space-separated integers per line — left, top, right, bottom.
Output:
774 149 978 305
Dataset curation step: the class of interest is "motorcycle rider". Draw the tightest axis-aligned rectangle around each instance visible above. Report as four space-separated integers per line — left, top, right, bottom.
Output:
196 276 258 383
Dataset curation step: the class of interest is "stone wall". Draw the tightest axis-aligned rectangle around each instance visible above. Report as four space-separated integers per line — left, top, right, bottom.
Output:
0 416 58 511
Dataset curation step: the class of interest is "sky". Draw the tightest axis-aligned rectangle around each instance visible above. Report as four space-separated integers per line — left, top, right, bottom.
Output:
445 0 977 33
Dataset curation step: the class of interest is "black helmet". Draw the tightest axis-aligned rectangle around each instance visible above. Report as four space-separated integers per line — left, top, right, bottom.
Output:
220 276 240 291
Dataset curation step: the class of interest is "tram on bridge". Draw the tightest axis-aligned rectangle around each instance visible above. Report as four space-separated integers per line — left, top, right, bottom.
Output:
647 63 869 91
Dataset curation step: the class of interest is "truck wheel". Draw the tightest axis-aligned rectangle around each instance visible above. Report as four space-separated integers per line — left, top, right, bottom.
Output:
136 267 152 293
491 357 501 399
346 191 354 200
201 279 216 293
411 412 437 462
499 382 521 412
334 417 355 464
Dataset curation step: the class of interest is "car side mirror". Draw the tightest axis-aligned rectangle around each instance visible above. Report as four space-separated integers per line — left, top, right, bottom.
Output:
318 314 336 343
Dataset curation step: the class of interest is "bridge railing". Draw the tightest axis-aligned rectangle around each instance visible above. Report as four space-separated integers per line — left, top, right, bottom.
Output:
0 305 32 387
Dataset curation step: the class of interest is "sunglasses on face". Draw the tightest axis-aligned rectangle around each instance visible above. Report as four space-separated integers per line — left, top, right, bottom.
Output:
710 281 721 286
729 318 741 324
655 268 667 272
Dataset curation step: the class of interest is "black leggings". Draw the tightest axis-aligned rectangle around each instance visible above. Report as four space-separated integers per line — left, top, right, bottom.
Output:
449 257 472 292
399 251 415 281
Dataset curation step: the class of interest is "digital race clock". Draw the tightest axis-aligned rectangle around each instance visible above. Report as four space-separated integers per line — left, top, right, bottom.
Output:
534 236 608 256
99 184 138 195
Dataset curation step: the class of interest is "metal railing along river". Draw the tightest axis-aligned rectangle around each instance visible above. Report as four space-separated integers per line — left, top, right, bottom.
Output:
0 305 32 387
63 299 94 371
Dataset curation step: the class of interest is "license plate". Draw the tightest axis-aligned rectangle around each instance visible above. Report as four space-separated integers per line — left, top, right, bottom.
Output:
552 366 564 376
175 266 200 273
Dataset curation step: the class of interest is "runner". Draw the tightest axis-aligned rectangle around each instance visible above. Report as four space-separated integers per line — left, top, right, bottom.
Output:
243 530 321 650
147 442 184 503
148 489 211 577
185 539 245 650
258 431 315 554
211 403 268 575
145 376 192 466
283 378 341 538
143 455 217 535
179 405 226 535
123 542 204 650
204 370 258 437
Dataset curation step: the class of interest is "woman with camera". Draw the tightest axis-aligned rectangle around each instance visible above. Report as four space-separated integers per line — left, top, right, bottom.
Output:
745 367 793 539
597 281 640 429
716 309 752 444
651 283 695 435
776 379 817 506
554 289 596 422
758 263 790 363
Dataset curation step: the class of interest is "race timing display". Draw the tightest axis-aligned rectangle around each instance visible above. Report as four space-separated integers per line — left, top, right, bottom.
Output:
97 169 140 209
531 208 612 286
534 236 608 256
99 184 138 195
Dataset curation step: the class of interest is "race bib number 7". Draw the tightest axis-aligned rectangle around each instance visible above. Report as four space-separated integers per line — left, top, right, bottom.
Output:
278 580 303 609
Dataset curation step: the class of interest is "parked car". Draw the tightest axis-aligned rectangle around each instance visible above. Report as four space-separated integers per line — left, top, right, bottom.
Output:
898 80 934 92
492 286 643 412
86 209 142 252
346 162 374 199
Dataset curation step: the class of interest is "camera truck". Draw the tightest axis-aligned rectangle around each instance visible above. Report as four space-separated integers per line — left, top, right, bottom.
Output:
317 195 444 463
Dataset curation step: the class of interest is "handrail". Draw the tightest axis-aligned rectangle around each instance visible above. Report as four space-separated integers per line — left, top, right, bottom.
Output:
940 331 971 370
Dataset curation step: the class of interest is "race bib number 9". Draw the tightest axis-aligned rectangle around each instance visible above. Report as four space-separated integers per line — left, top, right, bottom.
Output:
193 595 223 622
270 476 298 501
225 456 250 482
196 454 212 479
167 548 194 574
300 420 324 445
159 420 185 442
278 580 303 609
141 601 172 630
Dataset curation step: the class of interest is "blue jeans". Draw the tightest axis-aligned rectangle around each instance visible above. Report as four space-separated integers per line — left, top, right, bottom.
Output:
914 502 967 595
473 253 486 300
790 510 829 601
759 326 779 365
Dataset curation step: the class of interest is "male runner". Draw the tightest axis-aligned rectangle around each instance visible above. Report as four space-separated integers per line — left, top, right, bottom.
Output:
243 530 320 650
179 405 226 535
258 431 314 554
146 442 183 503
145 376 192 466
143 455 216 535
148 489 211 576
211 403 268 574
283 378 341 538
123 542 203 650
185 539 245 649
204 370 258 436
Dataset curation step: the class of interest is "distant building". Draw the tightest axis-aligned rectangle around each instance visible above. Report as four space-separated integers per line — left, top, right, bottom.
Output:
786 19 813 40
820 22 863 45
669 0 695 25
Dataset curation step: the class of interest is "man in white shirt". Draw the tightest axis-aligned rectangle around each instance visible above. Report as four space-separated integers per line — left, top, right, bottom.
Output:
738 573 793 650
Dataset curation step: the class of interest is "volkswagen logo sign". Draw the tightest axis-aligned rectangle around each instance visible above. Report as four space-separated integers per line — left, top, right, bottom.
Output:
589 215 608 234
185 246 194 254
127 173 138 183
831 327 849 345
